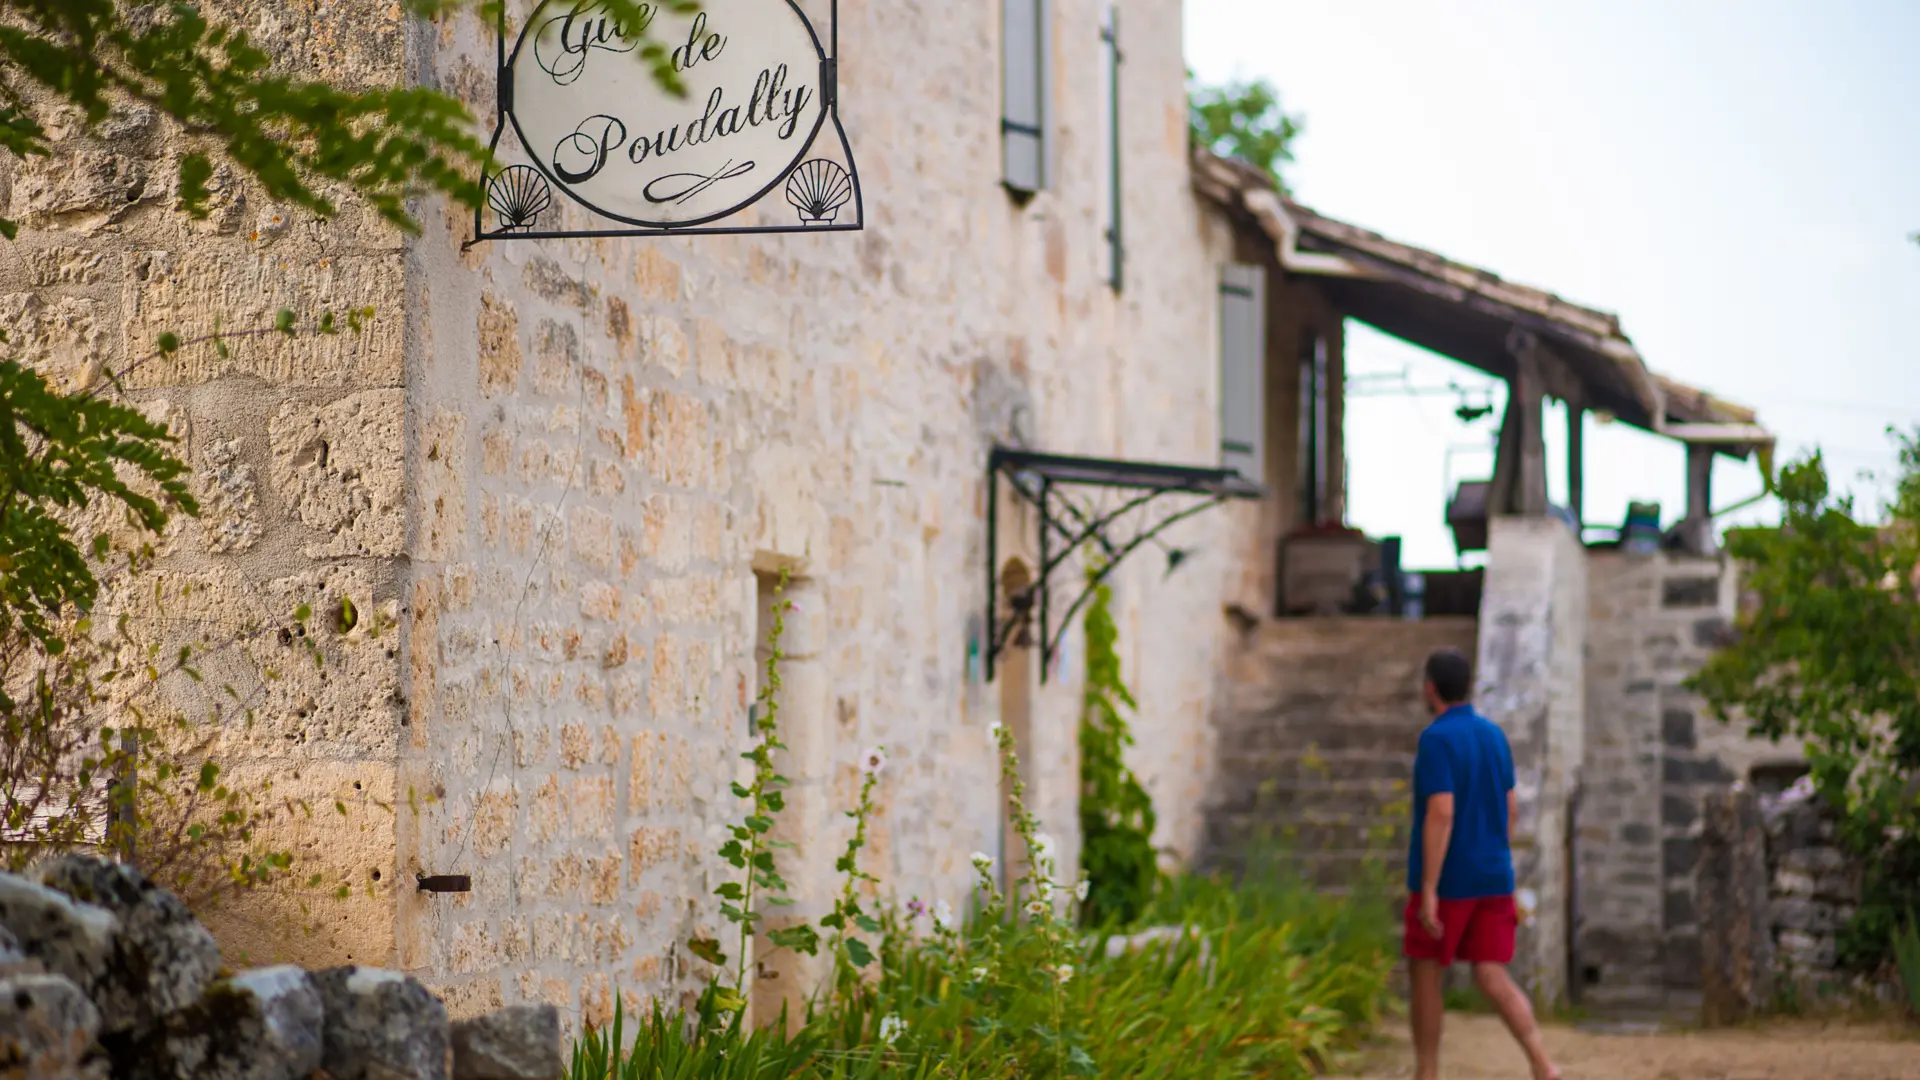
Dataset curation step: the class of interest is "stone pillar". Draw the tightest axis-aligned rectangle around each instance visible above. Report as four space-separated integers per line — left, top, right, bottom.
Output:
1680 444 1716 556
1474 515 1588 1006
1488 337 1549 519
1698 788 1772 1025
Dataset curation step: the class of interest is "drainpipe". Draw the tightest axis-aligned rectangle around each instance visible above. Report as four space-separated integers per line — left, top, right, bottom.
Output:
1240 187 1374 279
1619 352 1774 448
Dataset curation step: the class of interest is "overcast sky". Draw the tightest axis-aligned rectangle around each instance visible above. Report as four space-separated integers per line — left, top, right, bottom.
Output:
1186 0 1920 569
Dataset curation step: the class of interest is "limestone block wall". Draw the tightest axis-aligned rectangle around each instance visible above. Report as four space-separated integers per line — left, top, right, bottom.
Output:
1474 516 1586 1007
1201 616 1480 886
0 2 415 970
1579 550 1801 1007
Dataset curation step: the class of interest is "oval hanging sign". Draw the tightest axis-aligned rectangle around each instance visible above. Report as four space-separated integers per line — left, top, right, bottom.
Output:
508 0 833 229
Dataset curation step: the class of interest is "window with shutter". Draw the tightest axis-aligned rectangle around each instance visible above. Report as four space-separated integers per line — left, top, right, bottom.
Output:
1219 264 1266 484
1002 0 1051 196
1100 4 1122 289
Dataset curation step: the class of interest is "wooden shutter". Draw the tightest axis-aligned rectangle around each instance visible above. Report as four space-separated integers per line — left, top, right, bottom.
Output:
1299 332 1327 524
1101 4 1123 289
1002 0 1050 195
1219 264 1266 484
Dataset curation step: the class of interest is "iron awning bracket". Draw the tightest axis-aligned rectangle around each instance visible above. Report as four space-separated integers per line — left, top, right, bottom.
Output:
984 446 1260 684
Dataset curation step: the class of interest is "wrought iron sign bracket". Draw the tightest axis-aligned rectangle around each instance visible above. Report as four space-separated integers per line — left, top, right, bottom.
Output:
465 0 862 249
984 446 1260 684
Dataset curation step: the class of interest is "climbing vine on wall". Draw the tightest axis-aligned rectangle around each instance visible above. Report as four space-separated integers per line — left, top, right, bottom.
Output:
1078 573 1159 927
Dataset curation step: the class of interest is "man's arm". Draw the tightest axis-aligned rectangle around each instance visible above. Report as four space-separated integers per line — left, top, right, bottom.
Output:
1421 792 1455 897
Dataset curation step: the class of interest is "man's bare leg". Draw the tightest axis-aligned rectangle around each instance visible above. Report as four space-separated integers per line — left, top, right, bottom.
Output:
1471 961 1561 1080
1409 958 1445 1080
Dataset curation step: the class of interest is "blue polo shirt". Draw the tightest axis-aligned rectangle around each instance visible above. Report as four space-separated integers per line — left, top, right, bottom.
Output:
1407 703 1516 899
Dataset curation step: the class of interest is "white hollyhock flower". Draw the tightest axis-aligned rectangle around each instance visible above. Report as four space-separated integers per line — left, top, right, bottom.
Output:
1056 964 1074 984
878 1014 906 1045
970 851 994 872
988 721 1004 744
1074 880 1090 902
1025 899 1048 918
970 966 989 982
933 899 954 931
1032 832 1056 867
860 746 888 777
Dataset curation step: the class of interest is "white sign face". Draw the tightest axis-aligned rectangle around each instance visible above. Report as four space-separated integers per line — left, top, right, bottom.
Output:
509 0 829 228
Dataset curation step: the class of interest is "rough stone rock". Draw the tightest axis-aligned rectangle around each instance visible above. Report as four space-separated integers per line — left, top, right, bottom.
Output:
451 1004 562 1080
0 875 121 1022
0 923 40 978
0 971 103 1078
316 966 450 1080
1100 926 1214 971
29 856 221 1029
1769 896 1839 934
140 965 325 1080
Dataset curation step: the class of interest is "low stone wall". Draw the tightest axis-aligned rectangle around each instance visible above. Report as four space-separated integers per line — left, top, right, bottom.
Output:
1759 779 1860 978
0 855 558 1079
1697 780 1884 1023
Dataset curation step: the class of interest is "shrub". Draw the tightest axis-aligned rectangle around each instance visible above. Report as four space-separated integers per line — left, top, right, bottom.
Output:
1690 429 1920 972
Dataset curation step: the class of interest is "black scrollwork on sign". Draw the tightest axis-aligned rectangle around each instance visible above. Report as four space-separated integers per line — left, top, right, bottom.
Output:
645 160 756 206
488 165 553 232
785 159 852 225
535 1 651 85
553 115 628 184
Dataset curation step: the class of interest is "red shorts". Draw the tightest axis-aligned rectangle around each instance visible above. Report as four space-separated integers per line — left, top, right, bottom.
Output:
1401 893 1517 965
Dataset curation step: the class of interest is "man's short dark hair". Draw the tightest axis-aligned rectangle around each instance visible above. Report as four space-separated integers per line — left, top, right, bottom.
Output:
1424 648 1473 705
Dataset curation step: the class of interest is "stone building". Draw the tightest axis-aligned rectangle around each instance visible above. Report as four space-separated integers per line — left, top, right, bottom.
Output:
0 0 1795 1031
3 0 1284 1027
1194 157 1803 1013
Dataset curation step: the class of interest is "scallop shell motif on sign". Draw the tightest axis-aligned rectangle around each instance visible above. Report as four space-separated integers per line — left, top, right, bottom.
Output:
784 159 853 226
488 165 553 233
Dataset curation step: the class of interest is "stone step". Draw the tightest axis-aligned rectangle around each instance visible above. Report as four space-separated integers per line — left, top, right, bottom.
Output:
1216 751 1416 784
1217 691 1431 723
1215 722 1425 755
1210 776 1412 815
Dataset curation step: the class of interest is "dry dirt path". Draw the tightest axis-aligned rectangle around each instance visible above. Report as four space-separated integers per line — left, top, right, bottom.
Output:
1330 1012 1920 1080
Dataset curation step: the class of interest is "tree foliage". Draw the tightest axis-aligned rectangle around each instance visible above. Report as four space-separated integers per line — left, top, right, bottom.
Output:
0 361 194 650
1189 77 1303 193
1078 575 1159 927
1689 428 1920 970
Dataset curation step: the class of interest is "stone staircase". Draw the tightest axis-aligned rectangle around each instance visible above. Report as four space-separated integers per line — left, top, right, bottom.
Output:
1204 616 1480 890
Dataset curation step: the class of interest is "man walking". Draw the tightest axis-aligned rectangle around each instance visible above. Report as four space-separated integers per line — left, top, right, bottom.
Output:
1405 648 1560 1080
